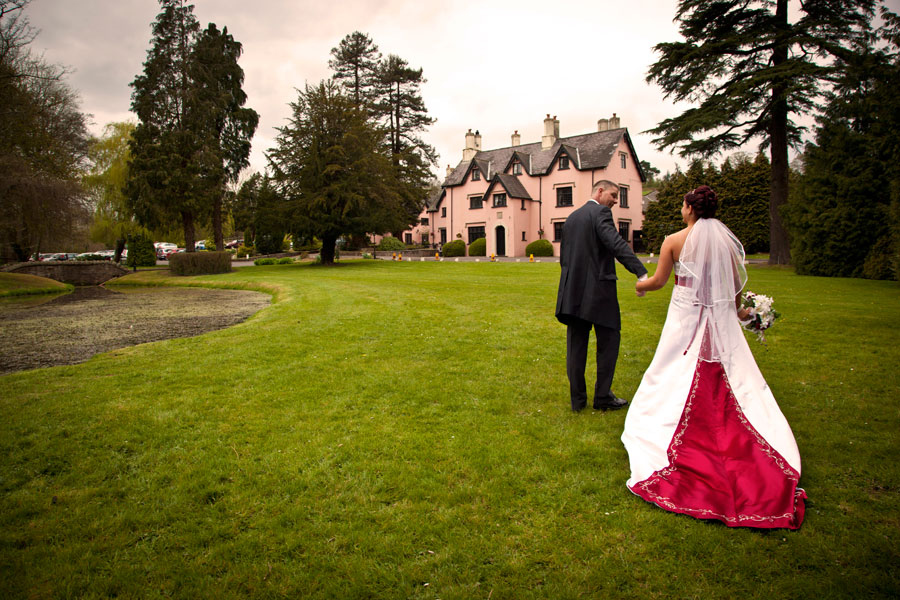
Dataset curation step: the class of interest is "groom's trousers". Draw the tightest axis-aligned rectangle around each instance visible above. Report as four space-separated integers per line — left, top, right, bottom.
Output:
566 317 620 411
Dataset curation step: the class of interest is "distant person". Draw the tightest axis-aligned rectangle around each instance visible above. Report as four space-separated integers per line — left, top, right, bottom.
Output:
555 180 648 412
625 185 806 529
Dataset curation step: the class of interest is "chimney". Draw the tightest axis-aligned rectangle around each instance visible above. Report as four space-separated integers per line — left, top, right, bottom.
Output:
463 128 477 161
474 130 482 150
598 118 609 132
609 113 621 129
446 164 453 177
511 130 520 146
542 114 557 149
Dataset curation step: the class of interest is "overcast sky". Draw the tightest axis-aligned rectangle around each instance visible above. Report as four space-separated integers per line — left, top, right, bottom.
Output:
23 0 900 185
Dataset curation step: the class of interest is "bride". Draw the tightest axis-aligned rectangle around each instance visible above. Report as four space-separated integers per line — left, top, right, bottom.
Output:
625 185 806 529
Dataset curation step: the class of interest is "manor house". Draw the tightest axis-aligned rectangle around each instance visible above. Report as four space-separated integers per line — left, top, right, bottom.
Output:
403 114 646 257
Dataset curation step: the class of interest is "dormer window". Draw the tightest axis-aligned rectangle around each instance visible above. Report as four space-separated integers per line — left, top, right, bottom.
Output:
472 168 481 181
559 155 570 170
512 161 522 175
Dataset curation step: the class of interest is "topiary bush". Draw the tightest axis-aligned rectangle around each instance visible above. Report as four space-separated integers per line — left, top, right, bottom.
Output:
442 239 465 257
254 257 277 265
277 257 294 264
169 251 232 275
376 236 405 251
468 237 486 256
125 234 157 267
526 239 554 257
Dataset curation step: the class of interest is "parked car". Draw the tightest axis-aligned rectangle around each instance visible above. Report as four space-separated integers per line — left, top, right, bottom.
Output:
225 239 243 249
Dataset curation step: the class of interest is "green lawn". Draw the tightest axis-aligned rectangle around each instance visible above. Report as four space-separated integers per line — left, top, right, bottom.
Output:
1 261 898 598
0 272 71 297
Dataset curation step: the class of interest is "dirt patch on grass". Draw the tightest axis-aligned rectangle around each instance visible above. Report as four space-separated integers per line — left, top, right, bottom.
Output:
0 286 270 375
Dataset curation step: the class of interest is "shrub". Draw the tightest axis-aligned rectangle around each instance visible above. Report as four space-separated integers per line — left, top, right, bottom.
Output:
235 244 255 258
526 239 554 257
169 251 232 275
76 254 107 261
126 234 157 267
442 239 466 257
862 235 896 280
254 258 276 265
469 237 486 256
277 257 294 264
376 236 405 251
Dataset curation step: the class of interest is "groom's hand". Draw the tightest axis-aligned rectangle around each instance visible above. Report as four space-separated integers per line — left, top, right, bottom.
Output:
636 274 647 297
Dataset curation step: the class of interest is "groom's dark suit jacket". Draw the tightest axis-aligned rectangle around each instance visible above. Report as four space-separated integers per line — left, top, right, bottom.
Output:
555 200 647 330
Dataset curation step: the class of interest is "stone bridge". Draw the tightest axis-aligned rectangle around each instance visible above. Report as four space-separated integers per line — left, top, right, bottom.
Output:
2 261 130 285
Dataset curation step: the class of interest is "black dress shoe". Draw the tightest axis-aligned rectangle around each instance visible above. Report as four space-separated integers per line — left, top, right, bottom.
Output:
594 394 628 411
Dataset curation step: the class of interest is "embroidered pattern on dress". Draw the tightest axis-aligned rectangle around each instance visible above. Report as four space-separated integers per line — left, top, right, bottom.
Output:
633 360 804 525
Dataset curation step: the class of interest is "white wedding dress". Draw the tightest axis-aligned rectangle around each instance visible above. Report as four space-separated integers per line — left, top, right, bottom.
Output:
621 219 806 529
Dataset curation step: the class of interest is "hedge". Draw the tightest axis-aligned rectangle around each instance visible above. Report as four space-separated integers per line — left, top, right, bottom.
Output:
525 239 554 257
169 251 232 275
468 237 486 256
126 234 156 267
442 239 466 257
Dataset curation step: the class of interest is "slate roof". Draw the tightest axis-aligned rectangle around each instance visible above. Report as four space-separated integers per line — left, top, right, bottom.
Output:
482 173 532 200
442 128 645 187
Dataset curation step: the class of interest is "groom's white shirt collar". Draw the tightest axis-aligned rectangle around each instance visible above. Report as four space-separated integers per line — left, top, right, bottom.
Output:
588 198 599 205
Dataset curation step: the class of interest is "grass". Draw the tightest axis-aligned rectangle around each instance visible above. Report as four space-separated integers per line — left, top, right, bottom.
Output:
1 261 898 598
0 272 71 297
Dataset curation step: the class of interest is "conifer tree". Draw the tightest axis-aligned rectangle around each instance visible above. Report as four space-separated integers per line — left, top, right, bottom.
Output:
647 0 879 265
189 23 258 251
267 81 403 265
328 31 381 110
375 54 437 235
785 7 900 279
127 0 203 251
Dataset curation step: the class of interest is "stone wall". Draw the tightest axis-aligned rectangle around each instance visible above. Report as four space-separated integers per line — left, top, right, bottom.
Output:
2 261 129 285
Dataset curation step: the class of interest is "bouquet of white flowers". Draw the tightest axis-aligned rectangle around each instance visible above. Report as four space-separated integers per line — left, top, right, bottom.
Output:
741 291 780 344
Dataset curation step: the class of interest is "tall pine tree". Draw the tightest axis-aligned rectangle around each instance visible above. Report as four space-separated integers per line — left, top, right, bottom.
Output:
189 23 258 251
328 31 381 111
375 54 437 236
647 0 878 265
127 0 203 251
785 7 900 279
267 81 403 265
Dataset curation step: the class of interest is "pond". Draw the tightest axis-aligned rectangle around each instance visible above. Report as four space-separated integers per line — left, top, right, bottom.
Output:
0 286 271 375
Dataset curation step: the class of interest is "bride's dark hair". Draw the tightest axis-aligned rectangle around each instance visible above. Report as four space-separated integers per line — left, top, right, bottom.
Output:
684 185 718 219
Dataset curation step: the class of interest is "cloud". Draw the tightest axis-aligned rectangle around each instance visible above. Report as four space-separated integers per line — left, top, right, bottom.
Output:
24 0 750 181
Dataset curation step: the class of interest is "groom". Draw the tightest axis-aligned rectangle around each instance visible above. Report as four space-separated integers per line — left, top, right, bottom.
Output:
555 180 647 412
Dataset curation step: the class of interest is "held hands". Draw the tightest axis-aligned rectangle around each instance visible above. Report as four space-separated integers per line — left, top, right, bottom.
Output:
636 274 648 297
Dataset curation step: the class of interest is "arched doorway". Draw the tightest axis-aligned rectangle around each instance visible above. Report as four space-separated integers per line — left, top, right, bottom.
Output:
496 225 506 256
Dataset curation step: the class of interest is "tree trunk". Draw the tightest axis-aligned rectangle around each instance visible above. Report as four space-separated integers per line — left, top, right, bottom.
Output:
769 0 792 265
114 238 126 263
213 191 224 251
182 210 195 252
320 233 337 265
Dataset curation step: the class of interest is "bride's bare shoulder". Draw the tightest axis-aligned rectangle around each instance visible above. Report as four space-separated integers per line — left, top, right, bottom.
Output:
664 227 690 259
664 228 690 245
